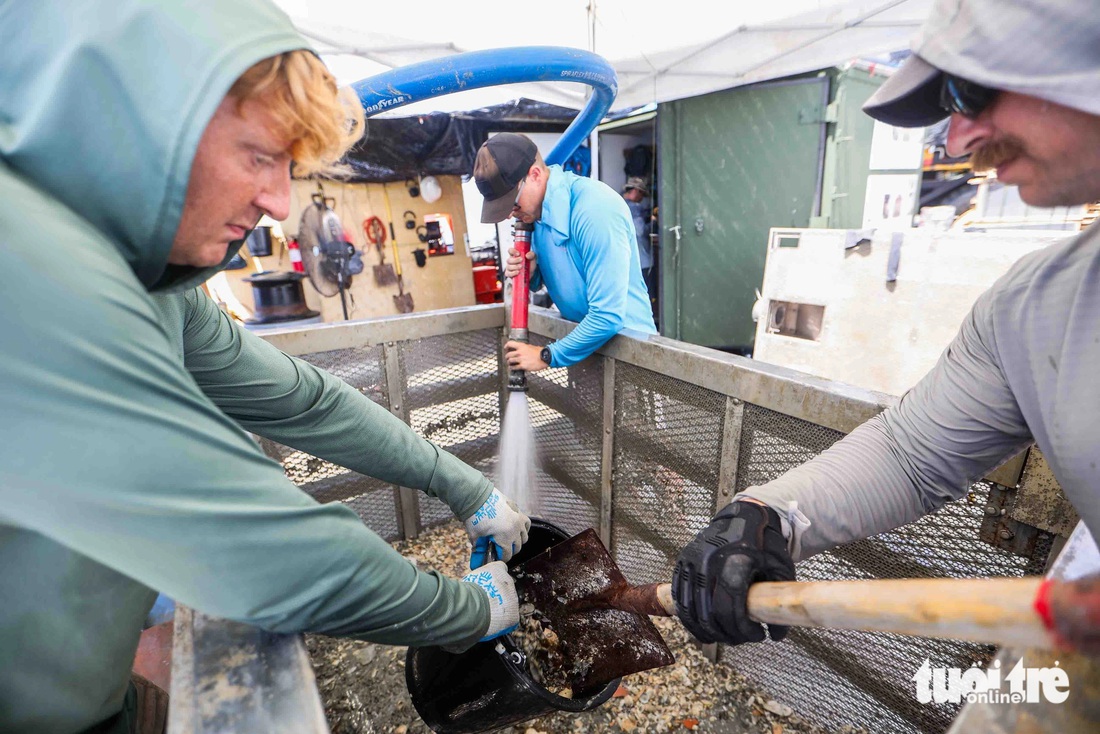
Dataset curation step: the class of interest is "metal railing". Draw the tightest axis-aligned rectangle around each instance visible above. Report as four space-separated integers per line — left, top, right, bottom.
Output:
169 304 1090 734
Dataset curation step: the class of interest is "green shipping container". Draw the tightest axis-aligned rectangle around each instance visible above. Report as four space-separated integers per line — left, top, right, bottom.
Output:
657 68 885 351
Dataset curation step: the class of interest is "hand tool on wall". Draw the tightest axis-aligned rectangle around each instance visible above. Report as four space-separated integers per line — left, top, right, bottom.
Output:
380 184 414 313
363 215 397 286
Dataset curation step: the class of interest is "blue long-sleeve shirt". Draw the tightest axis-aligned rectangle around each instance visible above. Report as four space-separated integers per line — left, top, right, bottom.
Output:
531 165 657 367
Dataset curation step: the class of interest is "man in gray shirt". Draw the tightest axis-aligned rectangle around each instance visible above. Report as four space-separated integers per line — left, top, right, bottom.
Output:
673 0 1100 654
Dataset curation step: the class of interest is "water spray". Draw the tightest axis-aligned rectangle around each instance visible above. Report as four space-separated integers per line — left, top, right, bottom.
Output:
507 221 534 392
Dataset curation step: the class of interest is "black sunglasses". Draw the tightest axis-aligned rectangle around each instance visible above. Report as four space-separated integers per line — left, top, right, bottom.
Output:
939 74 999 118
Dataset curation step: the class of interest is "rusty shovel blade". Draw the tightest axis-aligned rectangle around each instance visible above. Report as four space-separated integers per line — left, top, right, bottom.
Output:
373 263 397 286
393 291 414 313
512 528 675 695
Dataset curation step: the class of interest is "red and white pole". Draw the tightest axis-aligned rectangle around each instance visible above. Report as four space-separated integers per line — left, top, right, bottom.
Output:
508 222 534 391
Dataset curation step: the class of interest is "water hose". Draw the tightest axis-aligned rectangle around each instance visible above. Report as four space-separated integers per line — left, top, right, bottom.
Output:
508 222 534 391
353 46 617 165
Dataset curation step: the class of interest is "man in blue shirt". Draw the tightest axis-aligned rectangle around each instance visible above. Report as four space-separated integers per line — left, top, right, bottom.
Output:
473 133 657 371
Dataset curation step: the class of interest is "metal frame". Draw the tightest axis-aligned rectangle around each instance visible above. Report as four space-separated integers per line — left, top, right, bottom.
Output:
599 357 616 547
168 607 328 734
532 307 1027 487
172 305 1079 733
383 341 421 539
260 304 503 357
715 397 746 510
529 308 892 434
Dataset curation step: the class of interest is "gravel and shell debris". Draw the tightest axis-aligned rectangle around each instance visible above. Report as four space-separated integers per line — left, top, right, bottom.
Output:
307 522 865 734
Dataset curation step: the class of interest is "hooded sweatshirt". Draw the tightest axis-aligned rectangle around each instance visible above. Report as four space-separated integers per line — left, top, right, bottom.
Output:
0 2 492 732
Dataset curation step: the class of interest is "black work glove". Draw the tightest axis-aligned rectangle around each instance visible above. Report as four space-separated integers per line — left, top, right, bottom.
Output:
673 501 796 645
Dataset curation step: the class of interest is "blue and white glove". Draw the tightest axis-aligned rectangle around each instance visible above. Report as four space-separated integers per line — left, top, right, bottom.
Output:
462 560 520 642
465 488 531 568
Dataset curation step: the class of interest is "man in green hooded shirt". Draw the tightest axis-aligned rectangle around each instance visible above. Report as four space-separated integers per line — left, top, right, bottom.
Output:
0 2 529 732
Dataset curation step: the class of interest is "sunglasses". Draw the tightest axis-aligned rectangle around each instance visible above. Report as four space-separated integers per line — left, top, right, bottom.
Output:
939 74 999 119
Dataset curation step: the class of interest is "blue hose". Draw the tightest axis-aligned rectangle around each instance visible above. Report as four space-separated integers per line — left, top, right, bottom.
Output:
352 47 617 166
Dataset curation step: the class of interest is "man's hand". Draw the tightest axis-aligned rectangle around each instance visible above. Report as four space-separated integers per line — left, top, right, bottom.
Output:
672 500 795 645
462 561 520 642
504 341 549 372
503 247 537 279
1041 573 1100 657
464 488 531 568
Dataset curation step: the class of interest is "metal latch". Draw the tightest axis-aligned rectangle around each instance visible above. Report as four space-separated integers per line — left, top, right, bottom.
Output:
799 102 838 125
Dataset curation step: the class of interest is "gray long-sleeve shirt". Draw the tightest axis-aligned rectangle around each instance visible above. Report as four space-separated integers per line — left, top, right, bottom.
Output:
743 223 1100 561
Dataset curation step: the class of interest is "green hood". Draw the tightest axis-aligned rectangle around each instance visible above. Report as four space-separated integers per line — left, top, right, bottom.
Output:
0 0 308 291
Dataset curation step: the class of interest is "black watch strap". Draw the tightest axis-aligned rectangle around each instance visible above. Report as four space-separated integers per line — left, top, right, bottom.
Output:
540 346 552 366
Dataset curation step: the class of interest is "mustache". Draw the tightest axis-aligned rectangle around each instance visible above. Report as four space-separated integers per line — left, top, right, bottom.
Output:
970 138 1025 172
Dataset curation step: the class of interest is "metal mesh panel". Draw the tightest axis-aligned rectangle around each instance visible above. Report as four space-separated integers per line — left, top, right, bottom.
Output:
523 335 602 535
400 330 502 530
721 404 1030 734
1026 531 1056 575
734 402 845 492
611 362 725 584
257 346 401 541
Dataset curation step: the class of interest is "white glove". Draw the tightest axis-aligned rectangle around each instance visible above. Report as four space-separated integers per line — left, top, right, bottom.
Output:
463 561 520 641
465 488 531 568
503 247 537 279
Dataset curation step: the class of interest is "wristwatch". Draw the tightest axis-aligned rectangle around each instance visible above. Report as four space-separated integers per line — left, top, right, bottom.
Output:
539 346 552 367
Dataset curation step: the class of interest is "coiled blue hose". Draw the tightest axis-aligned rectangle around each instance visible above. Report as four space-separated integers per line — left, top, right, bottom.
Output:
352 47 617 166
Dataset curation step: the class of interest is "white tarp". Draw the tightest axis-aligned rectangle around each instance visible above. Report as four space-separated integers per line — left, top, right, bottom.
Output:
275 0 932 114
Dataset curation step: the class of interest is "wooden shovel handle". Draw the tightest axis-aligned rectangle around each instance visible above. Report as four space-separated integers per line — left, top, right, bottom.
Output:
651 577 1054 649
610 583 677 617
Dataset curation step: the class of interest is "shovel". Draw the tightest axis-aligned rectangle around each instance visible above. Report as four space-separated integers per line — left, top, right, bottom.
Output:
512 528 675 695
573 566 1062 652
373 261 398 287
364 215 398 286
516 528 1067 696
381 184 414 312
392 268 414 313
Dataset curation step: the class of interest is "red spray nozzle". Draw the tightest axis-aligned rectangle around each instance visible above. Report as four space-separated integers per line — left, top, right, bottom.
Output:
508 222 535 392
510 222 533 332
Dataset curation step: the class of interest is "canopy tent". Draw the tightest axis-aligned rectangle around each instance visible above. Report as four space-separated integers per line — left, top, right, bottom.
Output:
275 0 932 114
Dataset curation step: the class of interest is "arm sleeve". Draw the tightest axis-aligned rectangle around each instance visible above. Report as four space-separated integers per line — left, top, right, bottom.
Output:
175 289 492 521
548 204 632 367
0 246 488 649
740 287 1033 560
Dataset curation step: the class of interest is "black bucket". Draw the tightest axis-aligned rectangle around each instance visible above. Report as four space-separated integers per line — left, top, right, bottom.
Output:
405 520 619 733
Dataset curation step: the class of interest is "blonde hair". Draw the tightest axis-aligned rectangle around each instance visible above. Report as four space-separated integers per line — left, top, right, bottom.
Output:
228 50 365 177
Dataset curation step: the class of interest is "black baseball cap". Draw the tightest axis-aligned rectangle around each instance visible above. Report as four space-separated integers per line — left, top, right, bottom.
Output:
473 133 537 224
862 55 946 128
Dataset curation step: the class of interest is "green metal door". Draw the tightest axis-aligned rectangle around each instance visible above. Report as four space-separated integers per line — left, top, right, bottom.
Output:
659 76 829 351
818 68 886 230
